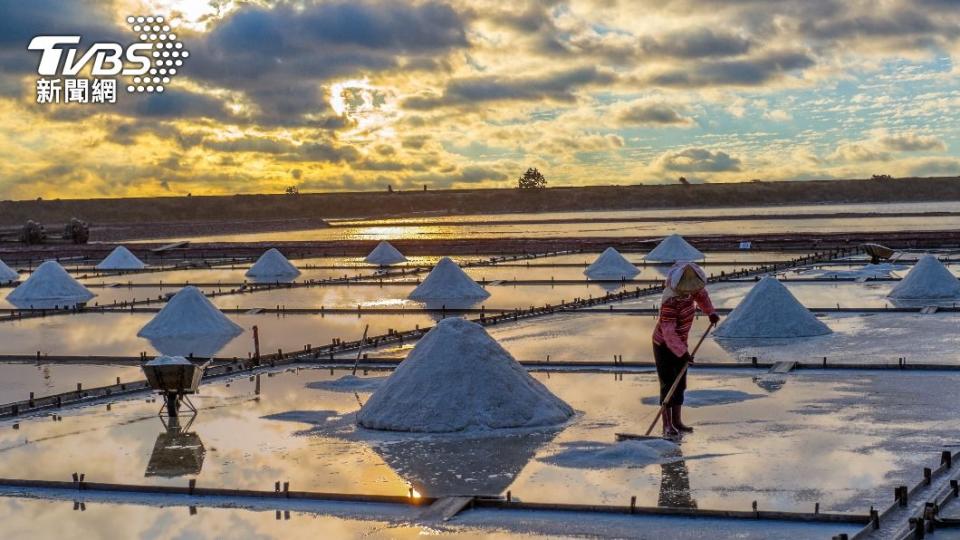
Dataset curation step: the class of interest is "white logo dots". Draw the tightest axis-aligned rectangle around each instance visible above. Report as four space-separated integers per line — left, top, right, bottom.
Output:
125 15 187 94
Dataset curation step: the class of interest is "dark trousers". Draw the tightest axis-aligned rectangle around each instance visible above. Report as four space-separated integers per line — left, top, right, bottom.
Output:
653 342 686 406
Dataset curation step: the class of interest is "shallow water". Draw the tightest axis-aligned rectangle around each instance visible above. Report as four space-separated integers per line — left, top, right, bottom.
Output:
0 368 954 517
0 493 857 540
131 202 960 243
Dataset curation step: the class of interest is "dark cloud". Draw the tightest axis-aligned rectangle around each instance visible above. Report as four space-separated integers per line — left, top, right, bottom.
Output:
641 28 752 59
616 102 692 126
880 133 946 152
647 50 814 87
404 66 616 109
185 1 468 123
657 148 742 172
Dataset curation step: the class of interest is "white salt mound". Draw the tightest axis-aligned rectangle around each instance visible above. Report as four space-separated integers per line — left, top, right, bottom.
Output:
365 241 407 266
358 318 574 432
245 248 300 278
644 234 704 262
714 276 832 338
95 246 146 270
584 247 640 279
138 286 243 339
0 258 18 283
408 257 490 301
145 355 192 366
543 439 681 469
888 255 960 299
6 260 94 305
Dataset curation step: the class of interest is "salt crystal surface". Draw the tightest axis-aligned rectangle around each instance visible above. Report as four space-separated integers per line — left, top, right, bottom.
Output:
0 258 18 283
358 318 574 432
584 247 640 279
137 286 243 339
6 260 94 306
714 277 832 338
408 257 490 301
245 248 300 278
644 234 704 263
144 355 192 366
364 241 407 266
888 254 960 299
95 246 146 270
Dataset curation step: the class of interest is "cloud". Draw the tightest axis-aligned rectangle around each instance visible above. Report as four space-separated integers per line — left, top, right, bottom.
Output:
763 109 792 121
615 101 693 126
831 132 947 162
181 1 468 124
640 29 752 59
646 50 815 88
655 148 742 173
403 66 616 108
879 133 946 152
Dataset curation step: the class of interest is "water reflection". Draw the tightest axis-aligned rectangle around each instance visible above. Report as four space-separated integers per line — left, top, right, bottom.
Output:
659 451 697 509
145 415 205 478
369 430 558 497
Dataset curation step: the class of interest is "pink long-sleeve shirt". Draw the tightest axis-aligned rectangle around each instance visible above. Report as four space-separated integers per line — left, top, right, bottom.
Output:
653 288 715 357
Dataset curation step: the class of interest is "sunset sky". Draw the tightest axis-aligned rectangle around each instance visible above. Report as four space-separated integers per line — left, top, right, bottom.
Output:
1 0 959 199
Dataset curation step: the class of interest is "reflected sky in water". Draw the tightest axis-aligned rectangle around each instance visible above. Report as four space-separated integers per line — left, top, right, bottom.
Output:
0 368 956 516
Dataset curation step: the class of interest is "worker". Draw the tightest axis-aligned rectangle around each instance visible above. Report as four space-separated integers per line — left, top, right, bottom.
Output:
652 261 719 436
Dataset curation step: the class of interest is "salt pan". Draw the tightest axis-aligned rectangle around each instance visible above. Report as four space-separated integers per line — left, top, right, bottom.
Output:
0 258 18 283
644 234 704 263
95 246 146 270
365 241 407 266
6 260 94 307
715 276 832 338
584 247 639 280
358 318 574 432
888 254 960 299
408 257 489 301
138 286 243 339
245 248 300 279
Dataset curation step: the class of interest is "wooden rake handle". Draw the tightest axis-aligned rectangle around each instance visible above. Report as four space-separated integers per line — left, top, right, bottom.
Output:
643 321 716 437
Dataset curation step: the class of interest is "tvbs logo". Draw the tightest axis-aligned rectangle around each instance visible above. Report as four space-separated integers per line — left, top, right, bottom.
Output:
28 15 188 104
28 36 152 76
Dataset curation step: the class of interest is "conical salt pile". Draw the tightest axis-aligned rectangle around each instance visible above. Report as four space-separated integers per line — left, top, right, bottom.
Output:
714 276 831 338
358 318 574 432
96 246 146 270
0 258 18 283
889 255 960 299
365 241 407 266
138 286 243 339
245 248 300 278
584 247 639 279
408 257 490 301
6 260 94 306
644 234 704 263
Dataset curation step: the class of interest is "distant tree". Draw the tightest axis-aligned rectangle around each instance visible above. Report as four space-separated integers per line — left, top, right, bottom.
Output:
423 184 428 192
518 168 547 189
872 174 894 181
285 185 300 195
387 185 394 193
678 176 690 186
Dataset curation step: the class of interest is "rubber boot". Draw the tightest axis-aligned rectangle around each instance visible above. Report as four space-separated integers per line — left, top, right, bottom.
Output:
662 407 679 436
672 404 693 433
